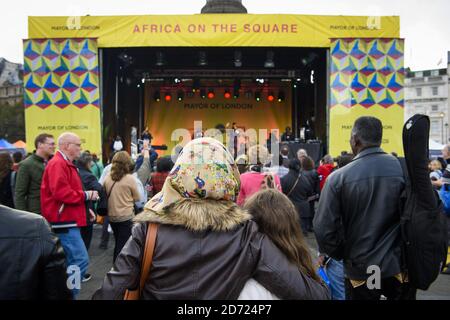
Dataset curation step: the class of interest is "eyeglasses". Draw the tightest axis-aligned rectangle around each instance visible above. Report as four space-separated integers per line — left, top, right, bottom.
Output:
69 143 82 147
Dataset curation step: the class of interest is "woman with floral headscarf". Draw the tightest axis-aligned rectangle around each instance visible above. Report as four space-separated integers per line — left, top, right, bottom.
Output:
93 138 329 300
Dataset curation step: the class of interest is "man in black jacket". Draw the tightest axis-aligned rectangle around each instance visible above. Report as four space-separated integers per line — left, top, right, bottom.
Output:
0 205 72 299
314 116 415 300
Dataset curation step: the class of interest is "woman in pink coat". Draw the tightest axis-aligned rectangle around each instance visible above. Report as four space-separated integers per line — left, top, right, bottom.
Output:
237 145 282 206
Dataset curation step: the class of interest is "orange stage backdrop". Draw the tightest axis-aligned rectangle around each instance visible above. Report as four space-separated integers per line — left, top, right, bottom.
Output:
145 87 292 154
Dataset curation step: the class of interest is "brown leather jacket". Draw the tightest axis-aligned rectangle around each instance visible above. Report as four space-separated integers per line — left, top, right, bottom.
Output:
92 199 330 300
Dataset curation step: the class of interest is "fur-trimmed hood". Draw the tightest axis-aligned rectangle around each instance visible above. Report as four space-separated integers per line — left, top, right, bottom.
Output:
134 198 251 232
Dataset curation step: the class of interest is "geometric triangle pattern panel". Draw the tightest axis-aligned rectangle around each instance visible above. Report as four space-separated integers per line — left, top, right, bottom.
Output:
330 38 404 109
23 38 99 109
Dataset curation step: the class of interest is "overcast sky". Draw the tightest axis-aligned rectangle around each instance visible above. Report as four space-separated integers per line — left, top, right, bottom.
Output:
2 0 449 71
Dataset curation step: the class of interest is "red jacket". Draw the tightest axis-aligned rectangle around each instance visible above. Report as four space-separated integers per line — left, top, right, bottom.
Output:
151 172 169 195
41 151 87 228
317 164 335 190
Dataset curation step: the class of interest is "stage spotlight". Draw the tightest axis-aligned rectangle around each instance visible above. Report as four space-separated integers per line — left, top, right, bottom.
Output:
164 93 172 102
153 91 161 102
224 91 231 99
267 93 275 102
277 91 285 102
234 50 242 67
155 51 165 67
174 78 181 84
233 79 241 99
264 51 275 68
192 78 200 92
118 52 128 60
118 52 133 68
233 79 241 92
207 89 215 99
255 92 261 102
301 52 318 66
141 78 145 84
200 89 206 99
256 78 265 84
177 90 184 101
198 51 208 66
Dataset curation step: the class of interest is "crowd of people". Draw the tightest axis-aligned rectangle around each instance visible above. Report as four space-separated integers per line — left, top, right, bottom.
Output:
0 116 449 300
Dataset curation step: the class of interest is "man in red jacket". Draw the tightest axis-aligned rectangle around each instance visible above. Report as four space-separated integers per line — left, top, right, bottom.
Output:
317 154 335 190
41 132 99 298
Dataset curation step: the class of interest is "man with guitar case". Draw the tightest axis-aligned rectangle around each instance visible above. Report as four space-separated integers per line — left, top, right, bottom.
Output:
315 115 447 300
399 114 448 291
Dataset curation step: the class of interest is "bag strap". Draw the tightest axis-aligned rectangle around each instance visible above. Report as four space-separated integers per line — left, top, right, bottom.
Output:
286 172 302 197
106 181 117 200
138 223 158 296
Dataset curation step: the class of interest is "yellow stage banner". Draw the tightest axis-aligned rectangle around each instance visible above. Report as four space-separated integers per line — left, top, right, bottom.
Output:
329 38 404 157
23 38 102 155
145 87 292 155
29 14 399 48
25 106 102 155
330 105 404 156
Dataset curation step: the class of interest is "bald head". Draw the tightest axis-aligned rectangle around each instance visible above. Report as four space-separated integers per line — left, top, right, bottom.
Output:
297 148 308 160
280 145 289 157
442 144 450 160
58 132 82 161
58 132 79 146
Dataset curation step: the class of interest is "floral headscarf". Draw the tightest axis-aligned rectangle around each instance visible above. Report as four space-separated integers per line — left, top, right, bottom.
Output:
144 137 241 213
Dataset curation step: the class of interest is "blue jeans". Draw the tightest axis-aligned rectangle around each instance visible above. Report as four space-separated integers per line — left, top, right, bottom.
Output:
57 227 89 299
326 259 346 300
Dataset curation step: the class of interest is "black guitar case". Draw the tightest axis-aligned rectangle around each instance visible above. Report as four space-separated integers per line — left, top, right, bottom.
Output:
400 114 448 290
403 114 439 206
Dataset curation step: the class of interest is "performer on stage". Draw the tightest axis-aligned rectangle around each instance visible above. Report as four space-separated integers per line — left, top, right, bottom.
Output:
281 126 294 142
226 122 240 159
141 127 153 144
304 119 316 141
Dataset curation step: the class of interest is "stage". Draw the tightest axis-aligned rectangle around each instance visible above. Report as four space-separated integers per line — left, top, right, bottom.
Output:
100 46 328 157
24 14 404 159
